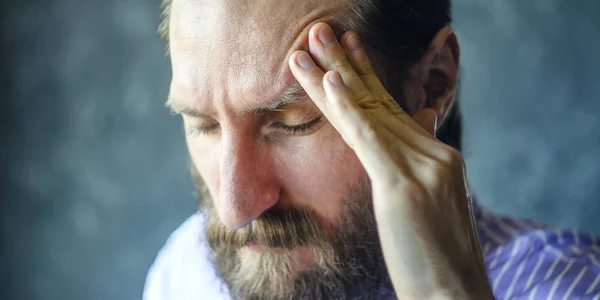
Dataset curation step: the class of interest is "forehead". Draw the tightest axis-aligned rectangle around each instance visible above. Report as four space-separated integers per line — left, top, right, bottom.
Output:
169 0 346 111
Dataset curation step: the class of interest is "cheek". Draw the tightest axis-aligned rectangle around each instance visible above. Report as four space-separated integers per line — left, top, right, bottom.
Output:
275 124 366 221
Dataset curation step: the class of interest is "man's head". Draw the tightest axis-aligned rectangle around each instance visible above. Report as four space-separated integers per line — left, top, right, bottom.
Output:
162 0 460 298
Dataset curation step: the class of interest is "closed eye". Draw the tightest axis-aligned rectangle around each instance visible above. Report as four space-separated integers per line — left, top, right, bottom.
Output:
188 123 220 136
272 116 323 134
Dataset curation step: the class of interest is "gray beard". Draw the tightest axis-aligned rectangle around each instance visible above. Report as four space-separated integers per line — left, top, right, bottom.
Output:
194 171 394 300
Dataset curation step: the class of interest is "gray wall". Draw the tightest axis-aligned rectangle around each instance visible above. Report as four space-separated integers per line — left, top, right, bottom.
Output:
2 0 599 299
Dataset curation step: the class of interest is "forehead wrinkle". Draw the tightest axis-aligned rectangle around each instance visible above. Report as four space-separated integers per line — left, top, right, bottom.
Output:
169 0 351 120
273 8 348 85
248 83 307 115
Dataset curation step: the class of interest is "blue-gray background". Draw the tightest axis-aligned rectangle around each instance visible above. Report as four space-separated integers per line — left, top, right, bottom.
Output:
2 0 599 299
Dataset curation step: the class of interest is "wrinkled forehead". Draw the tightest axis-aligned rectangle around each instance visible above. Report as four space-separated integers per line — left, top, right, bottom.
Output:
169 0 346 95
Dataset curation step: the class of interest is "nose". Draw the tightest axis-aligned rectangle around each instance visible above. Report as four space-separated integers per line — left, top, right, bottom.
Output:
217 134 279 229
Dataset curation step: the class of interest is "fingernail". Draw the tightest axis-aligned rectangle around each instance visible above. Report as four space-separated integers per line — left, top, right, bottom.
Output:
327 71 344 87
318 25 336 45
297 52 315 69
345 33 362 52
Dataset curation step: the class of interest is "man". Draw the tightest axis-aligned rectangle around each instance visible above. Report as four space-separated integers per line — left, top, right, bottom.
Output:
143 0 600 299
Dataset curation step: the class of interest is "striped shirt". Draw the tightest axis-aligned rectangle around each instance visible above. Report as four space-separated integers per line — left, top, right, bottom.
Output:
143 200 600 300
474 201 600 299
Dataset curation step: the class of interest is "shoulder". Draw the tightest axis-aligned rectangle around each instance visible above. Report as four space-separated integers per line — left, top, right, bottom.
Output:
479 212 600 299
142 213 230 300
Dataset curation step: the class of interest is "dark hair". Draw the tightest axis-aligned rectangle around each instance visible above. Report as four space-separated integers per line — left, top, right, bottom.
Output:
339 0 461 151
158 0 461 151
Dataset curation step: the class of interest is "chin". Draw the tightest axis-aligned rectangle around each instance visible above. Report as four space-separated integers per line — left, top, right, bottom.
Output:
239 244 316 275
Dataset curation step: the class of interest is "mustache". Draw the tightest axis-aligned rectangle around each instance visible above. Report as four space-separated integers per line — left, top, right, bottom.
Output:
205 208 326 249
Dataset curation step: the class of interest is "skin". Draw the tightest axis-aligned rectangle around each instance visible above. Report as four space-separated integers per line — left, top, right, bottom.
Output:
168 0 362 230
289 24 494 299
167 0 495 298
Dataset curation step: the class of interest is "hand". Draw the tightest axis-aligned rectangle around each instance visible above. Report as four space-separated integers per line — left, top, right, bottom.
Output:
289 23 494 299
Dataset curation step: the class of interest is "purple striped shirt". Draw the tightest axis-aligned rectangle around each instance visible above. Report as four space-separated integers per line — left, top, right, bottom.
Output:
474 202 600 299
143 200 600 299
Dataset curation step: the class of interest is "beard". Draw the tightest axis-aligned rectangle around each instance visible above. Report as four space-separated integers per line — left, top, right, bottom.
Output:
191 164 393 300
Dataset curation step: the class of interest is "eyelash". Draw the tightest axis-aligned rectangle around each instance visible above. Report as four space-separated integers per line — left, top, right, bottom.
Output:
189 124 220 136
188 116 323 137
272 116 323 134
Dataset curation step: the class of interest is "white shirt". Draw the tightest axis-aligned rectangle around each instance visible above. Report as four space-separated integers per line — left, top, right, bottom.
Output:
142 213 232 300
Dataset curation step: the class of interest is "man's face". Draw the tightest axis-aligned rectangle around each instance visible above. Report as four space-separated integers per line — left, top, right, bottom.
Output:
168 0 392 298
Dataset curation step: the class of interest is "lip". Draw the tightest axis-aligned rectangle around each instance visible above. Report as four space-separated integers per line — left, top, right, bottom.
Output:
247 243 286 253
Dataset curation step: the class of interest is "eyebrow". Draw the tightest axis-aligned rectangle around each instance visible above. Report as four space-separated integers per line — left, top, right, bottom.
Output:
165 83 307 117
250 83 306 114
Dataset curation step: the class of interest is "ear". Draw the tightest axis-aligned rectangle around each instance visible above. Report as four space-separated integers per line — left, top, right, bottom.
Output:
408 26 460 134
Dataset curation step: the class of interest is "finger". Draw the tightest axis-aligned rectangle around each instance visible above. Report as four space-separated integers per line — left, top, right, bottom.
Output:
340 32 389 98
337 33 440 154
340 31 407 120
320 70 367 146
322 70 401 183
308 23 370 101
288 50 328 112
376 108 440 152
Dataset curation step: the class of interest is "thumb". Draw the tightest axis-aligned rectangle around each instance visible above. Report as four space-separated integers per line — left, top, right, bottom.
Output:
412 108 438 137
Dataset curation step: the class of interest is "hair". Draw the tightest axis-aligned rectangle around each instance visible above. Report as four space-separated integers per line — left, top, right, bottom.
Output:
158 0 462 151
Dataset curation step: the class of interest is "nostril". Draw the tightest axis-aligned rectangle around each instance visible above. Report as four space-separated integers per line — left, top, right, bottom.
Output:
216 186 281 230
217 141 279 228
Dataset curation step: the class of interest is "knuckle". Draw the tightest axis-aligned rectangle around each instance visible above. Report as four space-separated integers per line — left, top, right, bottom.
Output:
380 96 401 110
421 156 449 186
357 97 381 110
440 145 464 168
355 55 374 74
421 146 464 186
331 54 351 72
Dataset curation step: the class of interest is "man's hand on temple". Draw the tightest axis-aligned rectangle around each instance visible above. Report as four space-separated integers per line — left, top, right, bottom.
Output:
289 22 495 300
